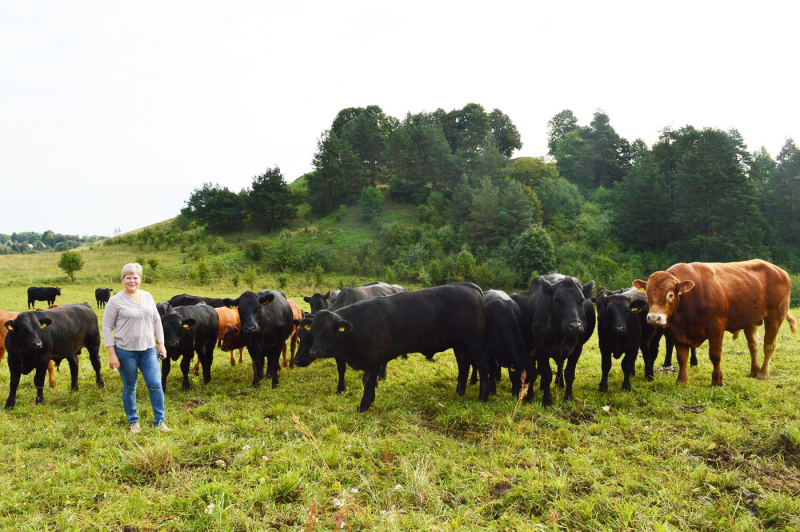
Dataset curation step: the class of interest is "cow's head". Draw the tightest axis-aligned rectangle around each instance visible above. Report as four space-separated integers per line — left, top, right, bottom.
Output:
3 312 52 370
221 323 241 351
303 292 331 314
305 310 352 361
596 289 647 335
55 287 62 295
541 277 594 337
292 317 316 367
156 301 170 318
633 272 695 327
230 291 275 335
162 311 197 355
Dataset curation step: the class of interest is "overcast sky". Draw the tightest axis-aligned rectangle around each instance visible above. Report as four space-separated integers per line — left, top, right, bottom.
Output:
1 1 797 237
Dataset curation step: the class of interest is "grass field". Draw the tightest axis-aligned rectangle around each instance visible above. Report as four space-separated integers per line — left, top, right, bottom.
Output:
0 249 798 531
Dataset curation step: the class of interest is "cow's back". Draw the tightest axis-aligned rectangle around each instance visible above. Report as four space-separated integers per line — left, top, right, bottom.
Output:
669 260 791 333
214 307 240 340
35 304 100 359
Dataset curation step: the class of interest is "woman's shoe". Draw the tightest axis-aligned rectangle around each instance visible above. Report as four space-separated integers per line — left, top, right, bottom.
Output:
130 423 141 434
157 422 172 433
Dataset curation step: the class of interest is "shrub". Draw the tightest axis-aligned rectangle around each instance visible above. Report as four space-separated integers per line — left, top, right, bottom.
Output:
270 231 296 271
242 267 258 291
197 261 210 284
313 265 325 288
358 187 386 220
147 258 159 271
454 249 476 282
58 251 84 282
244 241 264 262
534 177 583 226
512 225 557 285
231 273 240 289
473 262 494 290
277 271 289 291
334 204 347 221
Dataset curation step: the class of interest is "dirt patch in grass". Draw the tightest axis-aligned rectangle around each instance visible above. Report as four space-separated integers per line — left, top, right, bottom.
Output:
490 482 513 498
677 404 705 414
564 405 597 425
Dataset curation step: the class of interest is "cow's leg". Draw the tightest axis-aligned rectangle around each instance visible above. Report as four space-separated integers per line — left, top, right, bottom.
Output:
87 342 104 388
469 365 478 385
599 347 612 392
675 342 691 384
663 334 674 367
289 334 297 368
238 348 244 364
563 350 582 402
743 323 761 377
758 318 782 380
509 367 520 396
201 341 214 385
180 353 192 391
280 343 287 370
455 355 470 396
47 359 57 388
621 347 637 392
161 356 171 392
358 370 379 413
193 359 201 375
335 357 347 394
690 347 698 367
555 360 565 389
268 347 280 388
378 363 387 381
539 355 553 407
5 368 22 409
708 335 724 386
229 349 236 366
67 356 79 391
34 366 48 404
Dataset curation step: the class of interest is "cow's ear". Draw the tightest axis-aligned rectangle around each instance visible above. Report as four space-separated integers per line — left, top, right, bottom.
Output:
582 280 595 299
324 291 331 299
292 319 302 327
595 290 609 311
4 320 14 331
633 279 648 292
182 318 197 329
223 298 238 309
38 318 53 329
541 280 556 297
336 319 353 333
677 280 695 295
299 318 314 331
303 296 311 303
630 299 648 313
259 293 275 306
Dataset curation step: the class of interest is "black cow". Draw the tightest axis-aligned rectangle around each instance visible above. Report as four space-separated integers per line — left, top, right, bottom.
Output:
95 288 113 308
161 304 219 392
156 301 171 318
27 287 61 309
3 303 104 409
515 274 595 407
596 288 664 392
168 293 228 308
295 283 407 393
225 290 293 388
295 283 487 413
481 290 534 397
304 290 340 314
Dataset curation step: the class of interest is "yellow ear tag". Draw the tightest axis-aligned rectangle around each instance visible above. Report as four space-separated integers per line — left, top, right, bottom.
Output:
40 323 47 329
263 301 271 306
182 324 190 329
7 325 13 331
304 324 311 330
338 325 346 332
636 287 646 293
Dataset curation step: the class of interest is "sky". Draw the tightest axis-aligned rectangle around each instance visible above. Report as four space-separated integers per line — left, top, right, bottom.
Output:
1 0 798 237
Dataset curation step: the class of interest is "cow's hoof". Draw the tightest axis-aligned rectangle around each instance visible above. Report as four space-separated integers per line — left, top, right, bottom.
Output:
96 380 105 389
598 383 608 392
4 403 14 410
563 394 573 403
756 371 769 380
49 381 57 388
622 384 631 392
646 374 654 382
357 404 371 413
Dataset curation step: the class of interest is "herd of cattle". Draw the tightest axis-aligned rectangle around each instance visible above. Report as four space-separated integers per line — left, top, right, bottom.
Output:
1 259 796 412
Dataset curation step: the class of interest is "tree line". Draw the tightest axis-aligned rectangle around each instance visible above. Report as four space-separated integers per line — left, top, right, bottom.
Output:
0 231 105 255
176 103 799 290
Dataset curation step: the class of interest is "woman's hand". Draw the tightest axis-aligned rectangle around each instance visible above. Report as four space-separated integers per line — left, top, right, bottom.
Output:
108 353 120 370
157 342 167 360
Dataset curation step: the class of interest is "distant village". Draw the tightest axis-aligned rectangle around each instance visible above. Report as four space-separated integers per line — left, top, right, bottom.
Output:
0 230 108 254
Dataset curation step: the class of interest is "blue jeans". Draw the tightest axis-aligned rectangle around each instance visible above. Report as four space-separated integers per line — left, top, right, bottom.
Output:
116 346 166 426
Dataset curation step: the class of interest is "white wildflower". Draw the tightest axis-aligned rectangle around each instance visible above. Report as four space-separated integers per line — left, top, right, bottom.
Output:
204 503 214 514
602 405 611 412
394 484 402 491
350 488 358 494
215 459 226 468
332 497 346 508
259 477 266 484
242 445 251 451
262 455 269 461
339 521 346 529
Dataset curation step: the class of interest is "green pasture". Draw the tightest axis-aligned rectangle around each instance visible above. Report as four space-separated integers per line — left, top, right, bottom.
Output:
0 250 798 531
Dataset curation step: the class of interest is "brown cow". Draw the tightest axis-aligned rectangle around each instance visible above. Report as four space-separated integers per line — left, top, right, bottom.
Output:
193 306 244 374
282 299 304 369
634 259 797 386
1 308 58 388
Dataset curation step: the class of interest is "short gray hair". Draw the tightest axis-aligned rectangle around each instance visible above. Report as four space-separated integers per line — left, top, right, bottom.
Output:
121 262 143 279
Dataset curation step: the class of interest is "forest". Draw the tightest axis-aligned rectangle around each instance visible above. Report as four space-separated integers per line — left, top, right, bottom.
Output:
144 104 800 292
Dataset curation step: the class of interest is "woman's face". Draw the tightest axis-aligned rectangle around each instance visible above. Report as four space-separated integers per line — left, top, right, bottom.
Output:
122 272 142 293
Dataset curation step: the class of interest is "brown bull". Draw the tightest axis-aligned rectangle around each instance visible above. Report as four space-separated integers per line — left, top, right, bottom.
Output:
634 259 797 386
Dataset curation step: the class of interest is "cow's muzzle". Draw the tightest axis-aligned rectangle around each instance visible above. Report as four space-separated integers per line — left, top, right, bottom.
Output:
646 313 667 326
614 325 626 334
244 324 258 334
568 321 584 334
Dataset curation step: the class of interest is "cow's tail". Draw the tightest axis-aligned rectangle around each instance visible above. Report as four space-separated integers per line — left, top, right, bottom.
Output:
786 312 798 335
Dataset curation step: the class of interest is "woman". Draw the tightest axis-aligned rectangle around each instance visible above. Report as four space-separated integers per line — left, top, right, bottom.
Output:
102 263 171 433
